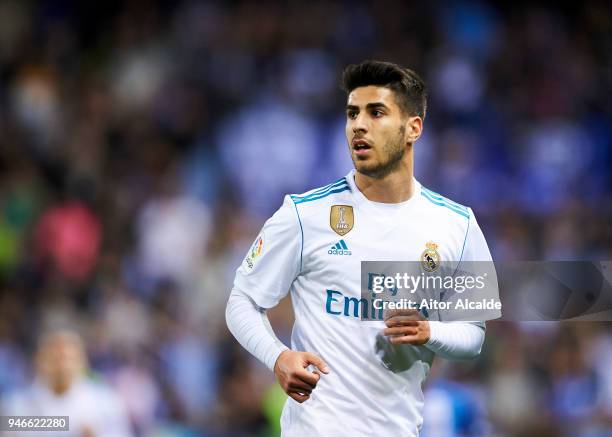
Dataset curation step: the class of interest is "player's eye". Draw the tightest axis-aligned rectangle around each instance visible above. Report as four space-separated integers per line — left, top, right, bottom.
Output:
347 111 358 119
372 109 384 117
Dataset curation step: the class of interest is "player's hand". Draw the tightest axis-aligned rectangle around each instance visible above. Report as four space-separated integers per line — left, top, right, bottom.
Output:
273 350 330 403
383 309 430 345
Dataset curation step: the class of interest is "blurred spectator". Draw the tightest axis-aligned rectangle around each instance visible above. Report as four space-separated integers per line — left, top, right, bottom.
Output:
1 330 133 437
34 202 101 282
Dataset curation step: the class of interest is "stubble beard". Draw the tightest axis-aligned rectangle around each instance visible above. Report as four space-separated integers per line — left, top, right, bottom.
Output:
354 126 407 179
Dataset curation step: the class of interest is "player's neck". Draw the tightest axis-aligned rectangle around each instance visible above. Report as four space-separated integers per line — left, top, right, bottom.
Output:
354 156 414 204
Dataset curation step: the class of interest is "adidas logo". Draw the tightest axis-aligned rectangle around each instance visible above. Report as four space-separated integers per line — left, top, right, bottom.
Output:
328 239 352 256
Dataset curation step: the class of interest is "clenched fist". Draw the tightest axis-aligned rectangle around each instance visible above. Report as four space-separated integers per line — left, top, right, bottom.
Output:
273 350 329 403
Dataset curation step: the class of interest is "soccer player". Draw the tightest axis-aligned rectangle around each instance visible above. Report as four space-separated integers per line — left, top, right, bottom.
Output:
226 60 499 436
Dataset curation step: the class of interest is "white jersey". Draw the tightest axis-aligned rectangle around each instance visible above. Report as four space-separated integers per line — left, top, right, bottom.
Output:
1 378 133 437
233 170 496 436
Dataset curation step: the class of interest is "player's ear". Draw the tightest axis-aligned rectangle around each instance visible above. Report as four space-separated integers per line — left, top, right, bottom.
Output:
405 116 423 144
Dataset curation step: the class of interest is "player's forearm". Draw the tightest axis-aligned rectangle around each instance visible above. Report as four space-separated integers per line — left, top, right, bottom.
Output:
424 321 485 359
225 288 289 371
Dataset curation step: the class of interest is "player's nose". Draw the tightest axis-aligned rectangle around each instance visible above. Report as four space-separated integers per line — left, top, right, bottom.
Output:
352 114 368 134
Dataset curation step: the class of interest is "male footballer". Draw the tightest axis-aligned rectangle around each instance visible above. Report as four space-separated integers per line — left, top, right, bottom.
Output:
226 60 499 436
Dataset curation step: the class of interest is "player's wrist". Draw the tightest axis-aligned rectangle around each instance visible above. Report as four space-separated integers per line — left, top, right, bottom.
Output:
424 321 439 347
423 320 431 344
272 347 291 373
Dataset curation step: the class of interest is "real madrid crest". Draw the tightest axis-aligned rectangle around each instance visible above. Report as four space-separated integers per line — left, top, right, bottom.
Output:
421 241 441 272
330 205 354 236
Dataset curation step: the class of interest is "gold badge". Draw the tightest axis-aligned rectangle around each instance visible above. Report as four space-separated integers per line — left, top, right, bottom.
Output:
421 241 441 272
330 205 354 236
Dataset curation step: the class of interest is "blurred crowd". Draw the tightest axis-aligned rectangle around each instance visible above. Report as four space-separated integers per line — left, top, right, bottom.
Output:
0 1 611 436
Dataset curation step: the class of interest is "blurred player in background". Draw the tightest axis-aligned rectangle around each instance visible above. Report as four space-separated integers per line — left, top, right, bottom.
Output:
1 329 133 437
226 60 499 435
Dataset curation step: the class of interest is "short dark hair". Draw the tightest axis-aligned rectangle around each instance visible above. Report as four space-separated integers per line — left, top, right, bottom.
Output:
341 60 427 119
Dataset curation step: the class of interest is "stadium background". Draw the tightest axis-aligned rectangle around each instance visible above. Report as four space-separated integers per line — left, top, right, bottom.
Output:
0 1 611 436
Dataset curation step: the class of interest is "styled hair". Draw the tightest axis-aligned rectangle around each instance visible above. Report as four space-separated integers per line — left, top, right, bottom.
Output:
341 60 427 119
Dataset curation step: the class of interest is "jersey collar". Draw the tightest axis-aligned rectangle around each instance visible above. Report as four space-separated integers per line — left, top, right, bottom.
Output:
345 169 422 213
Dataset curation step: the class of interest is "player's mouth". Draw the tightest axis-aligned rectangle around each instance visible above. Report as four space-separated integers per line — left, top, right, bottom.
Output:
352 139 372 155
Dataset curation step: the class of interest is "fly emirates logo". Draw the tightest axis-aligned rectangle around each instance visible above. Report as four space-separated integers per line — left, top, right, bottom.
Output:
325 289 386 320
